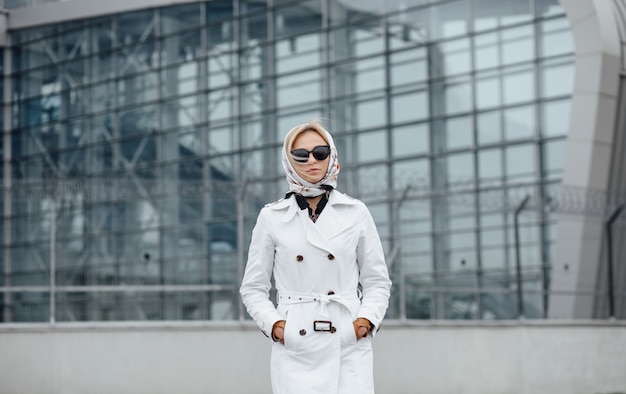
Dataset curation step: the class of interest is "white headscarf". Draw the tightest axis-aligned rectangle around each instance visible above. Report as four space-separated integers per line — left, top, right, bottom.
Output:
281 123 340 197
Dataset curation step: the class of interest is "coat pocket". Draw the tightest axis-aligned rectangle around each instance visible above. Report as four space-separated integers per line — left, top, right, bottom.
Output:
282 305 306 352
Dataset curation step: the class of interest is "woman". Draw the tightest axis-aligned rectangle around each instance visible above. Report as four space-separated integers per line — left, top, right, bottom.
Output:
240 122 392 394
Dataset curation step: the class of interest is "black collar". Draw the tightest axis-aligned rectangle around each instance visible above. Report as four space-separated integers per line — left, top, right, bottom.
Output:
285 189 331 220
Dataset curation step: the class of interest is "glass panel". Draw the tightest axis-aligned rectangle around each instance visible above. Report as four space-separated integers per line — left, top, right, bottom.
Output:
239 9 268 45
449 200 475 229
392 123 429 157
449 230 474 251
357 129 387 163
276 33 322 74
11 292 50 322
541 99 570 137
356 97 386 128
505 144 535 182
208 126 234 153
502 25 534 66
117 41 157 77
208 87 234 122
277 69 322 108
18 66 54 101
367 202 390 238
358 164 388 196
434 37 471 77
211 154 235 180
474 32 499 71
277 109 323 136
274 1 322 38
504 105 535 141
400 201 431 242
542 139 565 177
160 3 202 35
89 81 114 112
241 81 264 115
503 66 534 105
477 110 501 145
539 17 574 57
241 118 264 149
393 159 429 189
471 0 532 32
116 10 155 46
390 48 428 86
478 147 503 186
327 25 353 62
535 0 564 17
429 0 467 40
120 105 157 138
206 0 234 23
444 77 472 114
64 57 86 89
540 59 574 98
327 0 382 26
16 39 49 73
447 152 473 186
446 116 472 150
481 246 506 269
88 23 114 83
352 57 385 93
207 50 234 89
119 71 159 106
354 24 385 57
239 43 265 81
387 6 428 51
161 30 202 67
391 90 429 123
475 70 501 109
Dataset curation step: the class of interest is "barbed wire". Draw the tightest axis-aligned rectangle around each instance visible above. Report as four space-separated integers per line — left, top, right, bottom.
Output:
1 177 625 219
361 181 626 219
1 178 238 202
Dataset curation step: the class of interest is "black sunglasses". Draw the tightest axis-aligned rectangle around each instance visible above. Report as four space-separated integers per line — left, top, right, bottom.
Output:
290 145 331 163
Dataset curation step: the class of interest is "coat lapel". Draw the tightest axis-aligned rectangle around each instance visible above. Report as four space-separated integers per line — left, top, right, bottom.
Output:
303 191 360 253
270 191 360 253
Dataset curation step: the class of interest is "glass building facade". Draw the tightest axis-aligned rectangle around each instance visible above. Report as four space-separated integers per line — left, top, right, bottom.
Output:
1 0 586 323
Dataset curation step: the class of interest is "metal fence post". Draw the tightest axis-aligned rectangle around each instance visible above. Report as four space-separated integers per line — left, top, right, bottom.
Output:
49 197 56 324
606 204 623 319
514 195 530 319
237 179 249 321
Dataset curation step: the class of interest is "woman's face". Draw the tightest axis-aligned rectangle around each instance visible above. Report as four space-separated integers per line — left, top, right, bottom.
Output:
291 130 330 184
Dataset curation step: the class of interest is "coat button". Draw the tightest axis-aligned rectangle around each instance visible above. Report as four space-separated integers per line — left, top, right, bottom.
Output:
296 255 303 262
327 290 335 295
330 327 337 333
327 253 335 260
299 329 307 336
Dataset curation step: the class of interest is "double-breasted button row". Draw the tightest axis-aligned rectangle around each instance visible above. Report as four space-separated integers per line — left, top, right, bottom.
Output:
295 254 335 262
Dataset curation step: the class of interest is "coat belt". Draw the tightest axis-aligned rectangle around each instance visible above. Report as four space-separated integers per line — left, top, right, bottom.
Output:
278 290 360 317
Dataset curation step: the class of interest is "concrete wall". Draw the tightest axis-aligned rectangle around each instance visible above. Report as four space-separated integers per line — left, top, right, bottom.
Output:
1 321 625 394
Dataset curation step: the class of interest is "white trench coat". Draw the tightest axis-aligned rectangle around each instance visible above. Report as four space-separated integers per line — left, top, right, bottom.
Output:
240 190 392 394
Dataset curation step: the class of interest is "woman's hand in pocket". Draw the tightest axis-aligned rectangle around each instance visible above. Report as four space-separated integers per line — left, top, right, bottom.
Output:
272 320 286 344
353 318 372 340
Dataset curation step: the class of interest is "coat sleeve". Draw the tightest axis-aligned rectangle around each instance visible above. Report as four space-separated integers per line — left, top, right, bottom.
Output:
355 204 392 336
239 209 284 339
